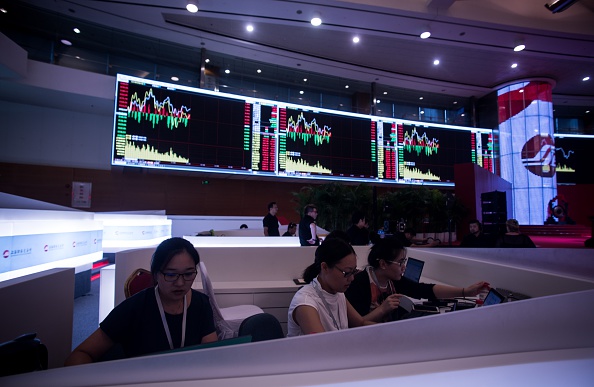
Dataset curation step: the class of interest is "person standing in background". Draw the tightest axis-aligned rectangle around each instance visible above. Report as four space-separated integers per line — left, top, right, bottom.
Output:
299 204 320 246
263 202 280 236
495 219 536 248
346 211 370 246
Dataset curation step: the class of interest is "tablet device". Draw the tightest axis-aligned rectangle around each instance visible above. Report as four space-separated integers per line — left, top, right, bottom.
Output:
482 288 505 306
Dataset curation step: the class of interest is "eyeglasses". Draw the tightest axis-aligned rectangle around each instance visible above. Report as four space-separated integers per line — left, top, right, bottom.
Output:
160 271 197 282
387 258 408 267
334 266 360 278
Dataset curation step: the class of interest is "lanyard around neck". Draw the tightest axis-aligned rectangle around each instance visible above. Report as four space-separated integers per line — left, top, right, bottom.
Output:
312 278 341 330
155 285 187 350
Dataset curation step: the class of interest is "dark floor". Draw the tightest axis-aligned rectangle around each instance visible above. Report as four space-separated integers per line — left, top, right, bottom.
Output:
72 278 100 350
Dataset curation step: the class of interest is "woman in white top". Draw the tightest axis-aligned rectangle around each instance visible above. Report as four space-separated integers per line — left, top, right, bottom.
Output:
287 239 371 336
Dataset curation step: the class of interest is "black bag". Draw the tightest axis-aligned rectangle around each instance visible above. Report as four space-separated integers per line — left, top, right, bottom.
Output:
0 333 48 377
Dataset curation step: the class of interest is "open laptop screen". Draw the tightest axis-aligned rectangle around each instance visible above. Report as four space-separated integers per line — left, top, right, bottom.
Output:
483 288 505 306
402 257 424 283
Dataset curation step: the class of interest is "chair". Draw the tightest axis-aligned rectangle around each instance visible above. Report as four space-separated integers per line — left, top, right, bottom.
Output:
0 333 48 377
124 268 154 298
238 313 284 342
199 261 263 340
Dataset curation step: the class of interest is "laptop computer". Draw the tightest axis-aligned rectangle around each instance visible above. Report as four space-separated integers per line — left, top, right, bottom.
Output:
402 257 424 283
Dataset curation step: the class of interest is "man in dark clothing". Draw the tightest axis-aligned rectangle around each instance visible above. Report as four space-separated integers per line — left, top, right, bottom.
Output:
460 219 492 247
346 211 370 246
262 202 280 236
299 204 319 246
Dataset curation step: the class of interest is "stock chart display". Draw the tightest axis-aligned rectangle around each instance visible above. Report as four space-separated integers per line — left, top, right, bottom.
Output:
112 74 494 185
278 107 377 179
554 135 594 184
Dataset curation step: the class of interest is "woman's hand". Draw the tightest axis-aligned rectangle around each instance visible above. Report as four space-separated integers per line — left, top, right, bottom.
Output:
380 293 401 315
464 281 490 297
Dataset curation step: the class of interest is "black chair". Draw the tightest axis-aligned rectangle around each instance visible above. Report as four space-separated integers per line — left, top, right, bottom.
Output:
0 333 48 377
238 313 284 342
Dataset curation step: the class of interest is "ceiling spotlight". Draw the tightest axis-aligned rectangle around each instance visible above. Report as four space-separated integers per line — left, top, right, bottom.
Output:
246 24 254 32
299 90 304 94
433 59 440 65
205 58 210 63
0 8 7 14
257 69 262 73
345 85 349 89
419 97 424 100
186 1 198 13
511 63 518 68
420 31 431 39
310 13 322 26
303 78 307 82
73 28 81 34
376 99 381 103
545 0 579 13
171 76 179 81
514 44 525 52
383 91 387 95
224 69 230 74
352 36 360 43
60 39 72 46
583 76 590 81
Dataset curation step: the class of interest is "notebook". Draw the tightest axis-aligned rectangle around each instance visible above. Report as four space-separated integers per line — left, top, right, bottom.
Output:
402 257 424 283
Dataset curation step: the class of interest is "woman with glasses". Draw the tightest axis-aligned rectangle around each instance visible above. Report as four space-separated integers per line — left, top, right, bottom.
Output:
287 239 372 336
65 237 217 365
345 238 489 322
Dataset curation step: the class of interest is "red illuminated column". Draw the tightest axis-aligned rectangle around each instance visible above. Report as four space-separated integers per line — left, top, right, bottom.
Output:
497 80 557 225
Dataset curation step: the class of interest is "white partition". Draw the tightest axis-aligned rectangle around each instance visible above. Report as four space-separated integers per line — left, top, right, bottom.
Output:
0 268 75 369
5 289 594 386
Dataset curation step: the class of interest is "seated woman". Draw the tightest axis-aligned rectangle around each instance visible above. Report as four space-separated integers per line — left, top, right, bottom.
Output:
345 238 490 322
65 237 217 365
287 239 372 336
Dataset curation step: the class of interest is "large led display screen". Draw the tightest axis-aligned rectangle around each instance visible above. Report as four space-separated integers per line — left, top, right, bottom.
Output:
112 74 493 186
554 135 594 184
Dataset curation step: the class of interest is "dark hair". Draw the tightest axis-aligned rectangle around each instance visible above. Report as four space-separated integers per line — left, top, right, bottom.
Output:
324 229 350 244
368 238 406 268
287 222 297 229
150 237 200 279
302 239 355 283
469 219 482 231
404 227 416 237
351 211 365 225
303 204 317 216
240 224 248 229
268 202 277 210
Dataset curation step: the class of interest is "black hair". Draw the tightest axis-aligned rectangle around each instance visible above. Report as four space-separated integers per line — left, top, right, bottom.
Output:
287 222 297 229
469 219 482 231
367 238 406 268
302 239 355 283
351 210 366 225
303 204 318 216
268 202 277 210
150 237 200 279
240 224 248 229
324 229 350 244
403 227 416 237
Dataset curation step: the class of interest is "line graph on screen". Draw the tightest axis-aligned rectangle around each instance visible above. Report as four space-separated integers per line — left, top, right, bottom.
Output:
128 88 191 130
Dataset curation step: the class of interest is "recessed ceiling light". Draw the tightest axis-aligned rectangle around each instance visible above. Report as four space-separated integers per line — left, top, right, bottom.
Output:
186 1 198 13
303 78 307 82
61 39 72 46
345 85 349 88
205 58 210 63
514 44 525 52
257 69 262 73
225 69 230 74
419 97 424 100
420 31 431 39
383 91 387 95
519 89 524 93
311 13 322 26
246 24 254 32
299 90 304 94
586 110 590 113
433 59 440 65
420 110 425 115
73 28 81 34
453 101 458 104
583 76 591 81
511 63 518 68
352 36 360 43
0 8 7 14
171 76 179 81
461 113 465 117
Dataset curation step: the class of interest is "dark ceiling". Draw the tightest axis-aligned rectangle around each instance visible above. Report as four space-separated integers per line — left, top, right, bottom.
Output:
1 0 593 114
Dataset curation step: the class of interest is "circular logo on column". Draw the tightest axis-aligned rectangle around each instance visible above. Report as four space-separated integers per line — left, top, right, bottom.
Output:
521 134 556 177
3 250 9 259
